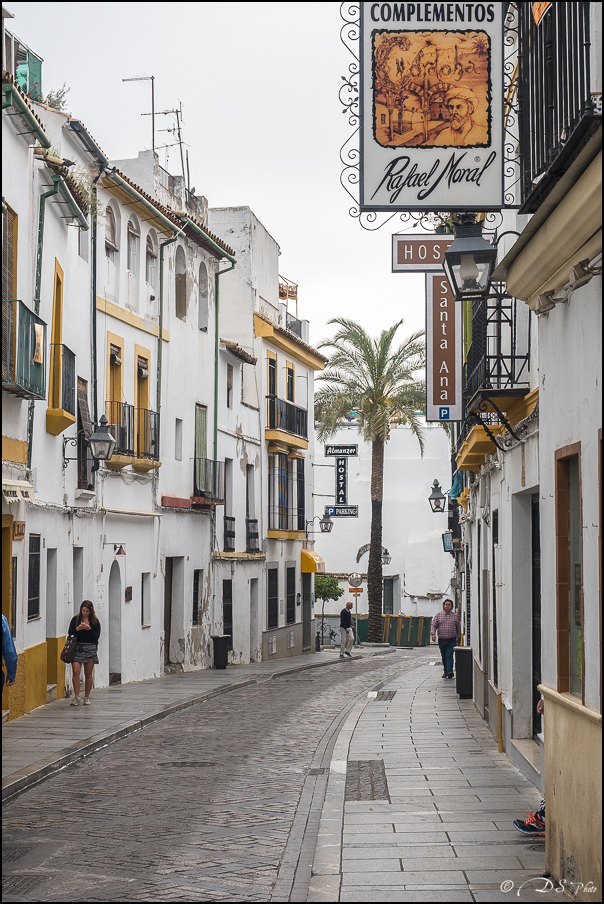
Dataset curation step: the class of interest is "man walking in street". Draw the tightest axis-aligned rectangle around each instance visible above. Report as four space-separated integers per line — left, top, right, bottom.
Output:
340 601 354 659
431 599 460 679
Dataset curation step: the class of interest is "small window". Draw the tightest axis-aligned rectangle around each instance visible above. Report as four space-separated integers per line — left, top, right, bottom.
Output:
127 219 140 276
287 363 294 402
193 569 202 626
27 534 41 620
227 364 233 409
175 418 183 461
175 245 187 320
105 207 118 260
141 573 151 626
146 234 157 286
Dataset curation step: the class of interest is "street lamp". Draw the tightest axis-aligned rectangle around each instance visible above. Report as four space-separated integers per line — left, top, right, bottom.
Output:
62 414 116 471
381 549 391 566
305 512 333 539
428 479 447 513
442 213 497 300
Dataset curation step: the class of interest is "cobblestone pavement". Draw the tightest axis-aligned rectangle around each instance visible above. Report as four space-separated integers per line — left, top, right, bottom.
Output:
2 650 416 902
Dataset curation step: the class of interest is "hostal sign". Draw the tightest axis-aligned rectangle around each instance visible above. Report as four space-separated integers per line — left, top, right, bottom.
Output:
360 2 504 210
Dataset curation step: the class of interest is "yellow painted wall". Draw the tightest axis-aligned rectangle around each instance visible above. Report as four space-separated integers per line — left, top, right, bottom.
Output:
47 636 66 700
2 641 48 720
2 436 28 463
543 692 602 900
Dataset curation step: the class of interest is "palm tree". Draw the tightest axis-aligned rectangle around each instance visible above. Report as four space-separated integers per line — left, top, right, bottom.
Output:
315 318 426 643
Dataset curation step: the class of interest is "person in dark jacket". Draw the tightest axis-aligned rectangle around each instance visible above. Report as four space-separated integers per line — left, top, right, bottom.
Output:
339 601 354 659
68 600 101 706
2 614 18 692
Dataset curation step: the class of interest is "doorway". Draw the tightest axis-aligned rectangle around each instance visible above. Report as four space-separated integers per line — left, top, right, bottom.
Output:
164 557 173 666
302 573 312 649
531 493 542 737
250 578 258 661
108 560 121 684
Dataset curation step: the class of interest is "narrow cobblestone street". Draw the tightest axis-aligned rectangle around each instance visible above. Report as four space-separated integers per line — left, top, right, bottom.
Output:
2 652 412 902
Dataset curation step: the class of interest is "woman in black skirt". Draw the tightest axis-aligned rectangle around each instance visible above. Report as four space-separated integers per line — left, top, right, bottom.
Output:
68 600 101 706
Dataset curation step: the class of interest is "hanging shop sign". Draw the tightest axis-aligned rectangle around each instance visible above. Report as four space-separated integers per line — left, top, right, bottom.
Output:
325 505 359 518
425 273 462 421
324 444 358 456
336 457 348 505
359 2 504 211
392 234 453 271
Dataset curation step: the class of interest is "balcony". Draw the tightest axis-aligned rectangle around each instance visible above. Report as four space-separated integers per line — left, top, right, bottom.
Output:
285 311 303 338
266 396 308 449
46 344 76 435
105 400 134 468
133 408 160 471
2 299 47 400
224 515 235 552
246 518 260 553
518 3 599 212
192 458 225 505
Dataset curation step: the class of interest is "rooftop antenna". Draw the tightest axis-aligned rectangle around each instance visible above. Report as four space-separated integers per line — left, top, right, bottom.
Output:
122 75 155 155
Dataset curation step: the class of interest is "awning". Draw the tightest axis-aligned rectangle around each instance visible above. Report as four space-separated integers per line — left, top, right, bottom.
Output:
301 549 325 573
3 479 35 504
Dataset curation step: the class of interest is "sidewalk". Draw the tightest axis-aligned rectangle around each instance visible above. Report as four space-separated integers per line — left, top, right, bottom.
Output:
1 646 389 804
309 658 555 903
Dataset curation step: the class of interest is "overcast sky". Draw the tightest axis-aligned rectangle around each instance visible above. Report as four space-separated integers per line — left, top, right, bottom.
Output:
7 1 428 348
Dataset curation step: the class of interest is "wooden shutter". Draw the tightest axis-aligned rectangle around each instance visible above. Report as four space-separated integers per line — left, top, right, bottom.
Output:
2 206 16 300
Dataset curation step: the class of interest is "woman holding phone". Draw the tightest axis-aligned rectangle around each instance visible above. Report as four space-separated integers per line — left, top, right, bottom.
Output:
68 601 101 706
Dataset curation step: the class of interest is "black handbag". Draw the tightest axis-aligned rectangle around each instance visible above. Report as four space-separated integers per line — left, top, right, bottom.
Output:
60 634 77 663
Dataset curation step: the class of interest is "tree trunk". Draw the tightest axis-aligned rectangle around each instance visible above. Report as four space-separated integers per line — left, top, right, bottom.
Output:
367 437 384 642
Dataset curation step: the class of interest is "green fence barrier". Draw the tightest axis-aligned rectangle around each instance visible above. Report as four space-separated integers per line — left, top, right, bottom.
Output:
352 614 431 646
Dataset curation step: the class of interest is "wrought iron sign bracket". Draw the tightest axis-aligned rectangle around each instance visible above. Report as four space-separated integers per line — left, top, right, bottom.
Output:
465 398 523 452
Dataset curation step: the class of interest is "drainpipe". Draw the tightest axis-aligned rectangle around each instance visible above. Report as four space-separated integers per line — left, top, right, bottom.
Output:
27 175 62 469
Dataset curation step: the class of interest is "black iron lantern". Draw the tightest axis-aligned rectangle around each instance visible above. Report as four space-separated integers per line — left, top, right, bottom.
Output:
429 479 447 513
381 549 391 566
319 512 333 533
88 414 116 461
442 213 497 300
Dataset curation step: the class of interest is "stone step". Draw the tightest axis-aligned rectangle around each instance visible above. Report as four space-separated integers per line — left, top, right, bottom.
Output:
46 684 57 704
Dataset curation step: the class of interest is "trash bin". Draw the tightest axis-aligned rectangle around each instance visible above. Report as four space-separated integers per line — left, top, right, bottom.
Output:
211 635 230 669
454 646 472 698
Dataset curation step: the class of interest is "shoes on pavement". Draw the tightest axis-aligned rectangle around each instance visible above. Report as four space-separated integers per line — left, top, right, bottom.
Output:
83 698 91 705
339 654 346 659
70 697 80 706
442 672 447 678
345 652 352 658
513 810 545 835
447 672 455 679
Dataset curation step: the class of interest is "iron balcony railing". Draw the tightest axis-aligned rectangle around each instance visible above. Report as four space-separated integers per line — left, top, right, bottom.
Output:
518 3 597 211
285 311 303 338
464 293 531 403
136 408 160 460
2 299 47 400
224 515 236 552
193 458 225 503
267 395 308 439
106 400 135 456
50 344 76 415
245 518 260 553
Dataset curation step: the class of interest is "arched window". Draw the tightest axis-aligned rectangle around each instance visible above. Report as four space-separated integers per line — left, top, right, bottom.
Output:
105 206 118 261
146 233 158 288
198 261 209 331
175 245 187 320
127 217 140 276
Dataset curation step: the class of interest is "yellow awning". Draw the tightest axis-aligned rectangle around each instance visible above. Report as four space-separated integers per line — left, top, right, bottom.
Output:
301 549 325 573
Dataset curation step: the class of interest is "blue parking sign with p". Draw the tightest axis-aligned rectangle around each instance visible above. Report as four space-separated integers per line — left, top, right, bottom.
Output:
439 407 450 420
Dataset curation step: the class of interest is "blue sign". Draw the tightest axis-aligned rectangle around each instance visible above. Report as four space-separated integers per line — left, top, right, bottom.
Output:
439 407 450 420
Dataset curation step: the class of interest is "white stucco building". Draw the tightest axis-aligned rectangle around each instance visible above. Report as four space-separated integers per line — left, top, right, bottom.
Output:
311 422 452 621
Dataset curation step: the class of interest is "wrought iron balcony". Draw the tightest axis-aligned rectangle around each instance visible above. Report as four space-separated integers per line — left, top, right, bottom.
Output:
267 395 308 439
224 515 235 552
136 408 160 460
193 458 225 503
49 344 76 415
2 299 47 400
245 518 260 553
105 400 135 456
518 3 599 212
464 292 531 404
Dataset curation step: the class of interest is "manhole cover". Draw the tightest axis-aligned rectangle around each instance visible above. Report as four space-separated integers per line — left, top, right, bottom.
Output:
375 690 397 701
164 761 218 768
2 875 51 894
345 760 390 802
2 846 32 865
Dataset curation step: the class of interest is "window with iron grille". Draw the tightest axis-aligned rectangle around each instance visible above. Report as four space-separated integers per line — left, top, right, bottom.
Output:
223 579 233 650
296 458 305 530
267 568 278 630
286 567 296 625
27 534 41 620
193 569 202 626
